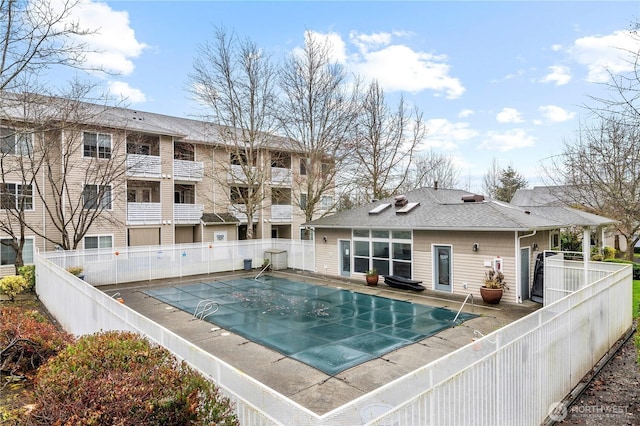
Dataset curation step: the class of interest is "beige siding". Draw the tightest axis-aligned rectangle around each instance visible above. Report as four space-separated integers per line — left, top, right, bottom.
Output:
160 135 174 245
129 228 161 246
314 229 350 275
202 224 237 243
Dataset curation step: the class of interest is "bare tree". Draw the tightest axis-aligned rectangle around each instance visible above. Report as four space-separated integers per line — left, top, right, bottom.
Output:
403 149 459 191
482 157 501 198
545 116 640 260
349 80 425 201
0 84 129 275
278 32 360 235
0 0 95 92
189 27 278 239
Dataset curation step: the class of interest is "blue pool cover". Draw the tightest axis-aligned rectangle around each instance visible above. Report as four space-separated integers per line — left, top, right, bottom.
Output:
144 275 477 375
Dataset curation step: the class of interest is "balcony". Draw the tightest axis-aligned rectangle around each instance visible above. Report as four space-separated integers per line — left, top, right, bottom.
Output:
174 159 204 181
229 204 259 223
270 205 292 222
174 203 204 224
127 202 162 225
271 167 292 186
126 154 162 178
227 164 256 183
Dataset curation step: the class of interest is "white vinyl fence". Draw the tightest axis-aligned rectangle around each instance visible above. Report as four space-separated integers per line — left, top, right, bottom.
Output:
34 244 632 426
42 239 315 286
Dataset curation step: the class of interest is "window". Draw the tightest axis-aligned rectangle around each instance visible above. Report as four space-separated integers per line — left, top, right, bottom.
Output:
300 193 308 210
352 229 413 278
0 238 33 265
83 184 112 209
271 151 291 168
175 185 195 204
83 132 112 159
84 235 113 249
174 142 194 161
320 196 333 211
299 158 308 176
230 151 255 166
230 186 249 204
127 188 151 203
0 183 33 210
0 127 32 155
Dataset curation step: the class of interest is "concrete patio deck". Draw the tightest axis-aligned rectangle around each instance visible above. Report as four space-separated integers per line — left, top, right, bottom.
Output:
100 269 540 415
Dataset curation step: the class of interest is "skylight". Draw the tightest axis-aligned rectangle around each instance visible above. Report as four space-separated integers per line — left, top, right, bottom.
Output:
368 203 391 215
396 202 420 214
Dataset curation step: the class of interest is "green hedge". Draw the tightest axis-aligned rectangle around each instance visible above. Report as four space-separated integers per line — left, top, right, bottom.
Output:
604 258 640 280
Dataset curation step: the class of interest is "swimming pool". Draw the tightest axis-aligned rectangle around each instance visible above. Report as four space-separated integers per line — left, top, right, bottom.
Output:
145 275 476 375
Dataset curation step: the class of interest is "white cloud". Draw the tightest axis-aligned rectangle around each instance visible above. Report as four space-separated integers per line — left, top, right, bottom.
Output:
301 31 348 64
424 118 479 150
301 31 465 99
458 109 474 118
478 129 536 152
551 44 563 52
107 81 147 103
538 105 576 122
496 108 524 123
540 65 572 86
53 0 148 75
569 30 640 83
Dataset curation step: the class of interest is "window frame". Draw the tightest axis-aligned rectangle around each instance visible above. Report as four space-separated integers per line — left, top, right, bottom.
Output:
83 131 112 159
0 127 33 156
83 184 112 210
84 235 113 250
0 237 34 266
0 182 34 211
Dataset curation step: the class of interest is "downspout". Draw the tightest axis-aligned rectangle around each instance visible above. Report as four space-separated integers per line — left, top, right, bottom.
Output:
516 230 537 303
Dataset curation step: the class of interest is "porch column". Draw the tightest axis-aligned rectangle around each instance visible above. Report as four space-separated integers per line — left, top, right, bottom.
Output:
583 226 590 287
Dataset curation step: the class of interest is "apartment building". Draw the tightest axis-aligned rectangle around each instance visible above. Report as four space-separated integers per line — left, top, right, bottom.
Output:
0 95 333 273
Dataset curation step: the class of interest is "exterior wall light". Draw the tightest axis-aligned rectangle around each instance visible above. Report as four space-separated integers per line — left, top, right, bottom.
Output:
472 243 479 251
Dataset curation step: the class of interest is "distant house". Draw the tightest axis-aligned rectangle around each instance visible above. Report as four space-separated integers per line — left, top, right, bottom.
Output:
511 186 625 252
306 187 616 303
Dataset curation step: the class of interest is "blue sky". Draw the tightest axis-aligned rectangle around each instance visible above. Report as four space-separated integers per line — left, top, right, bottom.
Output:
49 1 640 193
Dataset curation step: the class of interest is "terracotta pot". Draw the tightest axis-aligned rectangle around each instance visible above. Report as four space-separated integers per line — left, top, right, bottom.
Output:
365 274 379 286
480 286 503 304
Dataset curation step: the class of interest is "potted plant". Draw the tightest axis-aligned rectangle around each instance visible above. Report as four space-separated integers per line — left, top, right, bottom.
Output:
365 269 379 286
480 269 508 304
66 266 85 280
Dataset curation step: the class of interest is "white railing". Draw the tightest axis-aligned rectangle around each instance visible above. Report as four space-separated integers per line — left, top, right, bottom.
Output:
174 203 204 224
173 159 204 181
227 164 256 183
34 246 632 425
127 202 162 225
271 167 292 186
270 204 292 222
39 240 315 286
229 203 259 223
126 154 162 178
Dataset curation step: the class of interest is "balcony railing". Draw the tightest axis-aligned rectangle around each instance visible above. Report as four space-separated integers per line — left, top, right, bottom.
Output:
174 203 204 224
229 204 259 223
127 202 162 225
126 154 162 178
174 159 204 181
227 164 257 183
270 204 292 222
271 167 292 186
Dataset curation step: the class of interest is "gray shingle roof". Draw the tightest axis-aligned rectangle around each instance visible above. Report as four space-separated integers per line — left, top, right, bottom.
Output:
201 212 239 225
307 187 616 231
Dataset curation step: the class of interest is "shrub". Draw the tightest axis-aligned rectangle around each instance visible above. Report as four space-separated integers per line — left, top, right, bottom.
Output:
0 275 28 301
29 331 238 426
18 265 35 292
64 266 83 276
0 306 73 378
604 258 640 280
602 246 616 260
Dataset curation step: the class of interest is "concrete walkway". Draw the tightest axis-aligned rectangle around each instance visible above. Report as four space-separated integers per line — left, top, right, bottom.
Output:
101 270 540 415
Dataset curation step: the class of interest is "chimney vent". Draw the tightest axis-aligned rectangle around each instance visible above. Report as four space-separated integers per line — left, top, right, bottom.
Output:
394 195 408 207
462 194 485 203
